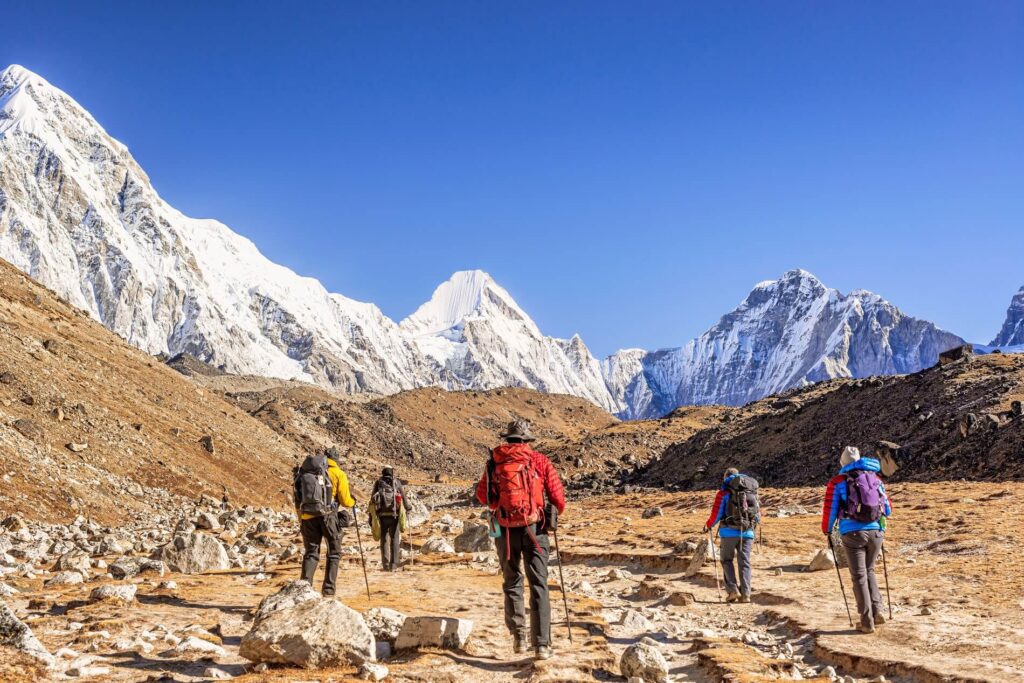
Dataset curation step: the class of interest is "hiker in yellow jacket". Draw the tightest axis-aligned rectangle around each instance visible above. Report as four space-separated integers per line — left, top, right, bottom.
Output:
294 450 355 596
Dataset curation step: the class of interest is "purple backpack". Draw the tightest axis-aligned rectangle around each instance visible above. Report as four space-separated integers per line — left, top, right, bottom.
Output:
843 470 883 523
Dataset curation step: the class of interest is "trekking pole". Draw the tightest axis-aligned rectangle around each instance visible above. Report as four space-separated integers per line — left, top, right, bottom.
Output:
352 506 372 600
880 536 893 620
827 531 854 627
551 529 573 644
707 527 723 603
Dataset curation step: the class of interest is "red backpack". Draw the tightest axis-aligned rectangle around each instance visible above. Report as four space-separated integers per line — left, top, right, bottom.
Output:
487 444 545 528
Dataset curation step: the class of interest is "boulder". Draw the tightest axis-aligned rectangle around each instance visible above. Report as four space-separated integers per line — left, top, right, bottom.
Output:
109 556 165 580
45 571 84 587
364 607 407 642
158 533 230 574
89 584 137 603
195 512 221 531
253 580 320 624
359 662 389 681
619 609 653 632
421 537 455 554
453 525 491 553
395 616 473 651
807 549 835 572
684 538 712 577
404 493 430 527
0 601 55 666
875 441 901 478
828 530 848 568
55 551 92 574
620 640 669 683
938 344 973 366
641 507 663 519
239 598 374 668
174 635 227 658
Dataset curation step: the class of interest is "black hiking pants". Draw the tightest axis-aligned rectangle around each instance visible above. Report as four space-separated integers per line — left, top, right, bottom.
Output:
379 515 401 570
495 524 551 647
300 513 342 595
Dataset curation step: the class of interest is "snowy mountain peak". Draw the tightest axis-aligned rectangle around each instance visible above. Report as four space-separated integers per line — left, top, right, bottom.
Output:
991 286 1024 347
400 270 533 337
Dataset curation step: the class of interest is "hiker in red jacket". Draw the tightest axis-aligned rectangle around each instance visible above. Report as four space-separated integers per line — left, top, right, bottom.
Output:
476 420 566 661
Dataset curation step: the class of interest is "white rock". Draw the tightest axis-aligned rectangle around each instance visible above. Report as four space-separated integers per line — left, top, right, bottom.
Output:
421 537 455 554
45 570 84 586
175 635 226 658
619 609 653 632
89 584 137 603
0 601 55 665
684 539 712 577
203 667 233 680
364 607 407 642
395 616 473 651
253 580 320 624
806 549 835 572
620 640 669 683
240 597 374 667
158 533 230 574
359 662 390 681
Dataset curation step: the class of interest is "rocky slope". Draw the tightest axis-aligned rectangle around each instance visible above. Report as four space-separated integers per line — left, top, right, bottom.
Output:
637 351 1024 489
1 64 973 420
0 258 303 524
991 286 1024 347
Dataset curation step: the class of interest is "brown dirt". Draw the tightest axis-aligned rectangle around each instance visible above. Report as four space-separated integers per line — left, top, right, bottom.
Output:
4 482 1022 681
0 259 304 524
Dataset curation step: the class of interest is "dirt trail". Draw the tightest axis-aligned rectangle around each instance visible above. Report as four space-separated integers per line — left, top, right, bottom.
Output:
4 482 1022 682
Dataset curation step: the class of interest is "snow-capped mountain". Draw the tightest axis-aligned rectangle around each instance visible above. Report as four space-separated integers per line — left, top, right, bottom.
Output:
0 65 969 419
0 64 431 394
991 286 1024 347
603 270 965 418
400 270 616 411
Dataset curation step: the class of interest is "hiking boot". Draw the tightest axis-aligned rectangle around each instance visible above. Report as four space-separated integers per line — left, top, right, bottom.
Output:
535 645 553 660
513 632 529 655
322 590 335 597
739 594 752 603
857 623 875 634
725 592 741 603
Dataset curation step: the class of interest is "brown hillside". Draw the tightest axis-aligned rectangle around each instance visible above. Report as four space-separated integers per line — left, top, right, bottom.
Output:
0 259 304 523
639 352 1024 489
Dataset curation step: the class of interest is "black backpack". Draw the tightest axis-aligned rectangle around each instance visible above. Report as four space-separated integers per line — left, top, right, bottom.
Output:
293 455 335 516
372 477 399 517
723 474 760 531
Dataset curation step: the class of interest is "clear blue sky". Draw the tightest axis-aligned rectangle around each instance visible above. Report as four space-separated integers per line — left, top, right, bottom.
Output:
5 2 1022 355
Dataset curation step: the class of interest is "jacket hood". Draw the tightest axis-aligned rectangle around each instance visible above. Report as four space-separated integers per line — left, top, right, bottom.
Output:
839 457 881 475
492 442 536 463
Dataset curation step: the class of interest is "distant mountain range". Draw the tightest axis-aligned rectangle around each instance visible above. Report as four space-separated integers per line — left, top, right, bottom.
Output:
0 65 1017 418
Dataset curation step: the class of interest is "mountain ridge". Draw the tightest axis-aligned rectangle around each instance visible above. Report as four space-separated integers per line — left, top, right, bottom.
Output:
0 64 983 418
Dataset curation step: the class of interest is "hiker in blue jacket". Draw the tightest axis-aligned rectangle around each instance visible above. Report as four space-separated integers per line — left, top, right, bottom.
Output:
821 447 892 633
704 468 760 602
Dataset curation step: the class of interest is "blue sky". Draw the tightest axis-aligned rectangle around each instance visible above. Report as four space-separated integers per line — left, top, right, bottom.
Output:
5 2 1022 356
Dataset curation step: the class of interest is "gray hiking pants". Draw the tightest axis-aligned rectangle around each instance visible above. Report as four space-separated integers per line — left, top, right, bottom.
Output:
719 536 753 596
496 524 551 647
379 515 401 570
842 530 884 629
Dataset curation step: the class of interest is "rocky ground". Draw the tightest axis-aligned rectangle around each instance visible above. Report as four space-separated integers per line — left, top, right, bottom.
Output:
2 481 1021 682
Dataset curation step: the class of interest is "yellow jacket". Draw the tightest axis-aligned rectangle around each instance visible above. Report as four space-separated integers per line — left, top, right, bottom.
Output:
300 458 355 520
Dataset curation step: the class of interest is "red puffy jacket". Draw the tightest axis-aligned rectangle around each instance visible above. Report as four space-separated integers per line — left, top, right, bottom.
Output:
475 443 566 526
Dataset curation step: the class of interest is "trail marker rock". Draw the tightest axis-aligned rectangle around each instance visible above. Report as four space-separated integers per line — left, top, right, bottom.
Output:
684 538 711 577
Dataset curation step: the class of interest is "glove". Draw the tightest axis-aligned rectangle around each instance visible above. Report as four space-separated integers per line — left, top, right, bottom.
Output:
543 504 558 532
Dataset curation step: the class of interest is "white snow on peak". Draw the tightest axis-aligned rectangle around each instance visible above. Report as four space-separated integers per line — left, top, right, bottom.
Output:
400 269 532 337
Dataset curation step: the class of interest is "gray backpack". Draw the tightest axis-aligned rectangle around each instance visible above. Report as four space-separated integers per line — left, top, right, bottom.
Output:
293 455 335 516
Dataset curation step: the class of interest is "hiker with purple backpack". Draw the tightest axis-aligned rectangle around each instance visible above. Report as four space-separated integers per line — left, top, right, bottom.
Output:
821 446 892 633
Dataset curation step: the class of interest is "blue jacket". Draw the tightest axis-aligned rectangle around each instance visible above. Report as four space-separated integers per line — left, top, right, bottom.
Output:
705 473 759 539
822 458 892 535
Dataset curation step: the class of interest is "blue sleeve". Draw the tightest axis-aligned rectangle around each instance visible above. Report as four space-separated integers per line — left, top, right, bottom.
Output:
880 482 891 517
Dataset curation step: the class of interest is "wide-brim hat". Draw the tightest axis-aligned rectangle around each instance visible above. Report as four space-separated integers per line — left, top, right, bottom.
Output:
500 420 535 442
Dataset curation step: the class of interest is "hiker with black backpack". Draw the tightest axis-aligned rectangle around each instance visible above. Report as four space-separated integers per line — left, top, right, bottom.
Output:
703 468 760 603
475 420 566 661
369 467 408 572
293 448 356 597
821 446 892 633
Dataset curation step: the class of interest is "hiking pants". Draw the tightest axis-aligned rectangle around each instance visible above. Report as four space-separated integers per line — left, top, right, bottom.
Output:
842 530 884 629
379 515 401 570
300 513 342 595
495 524 551 647
719 536 753 596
